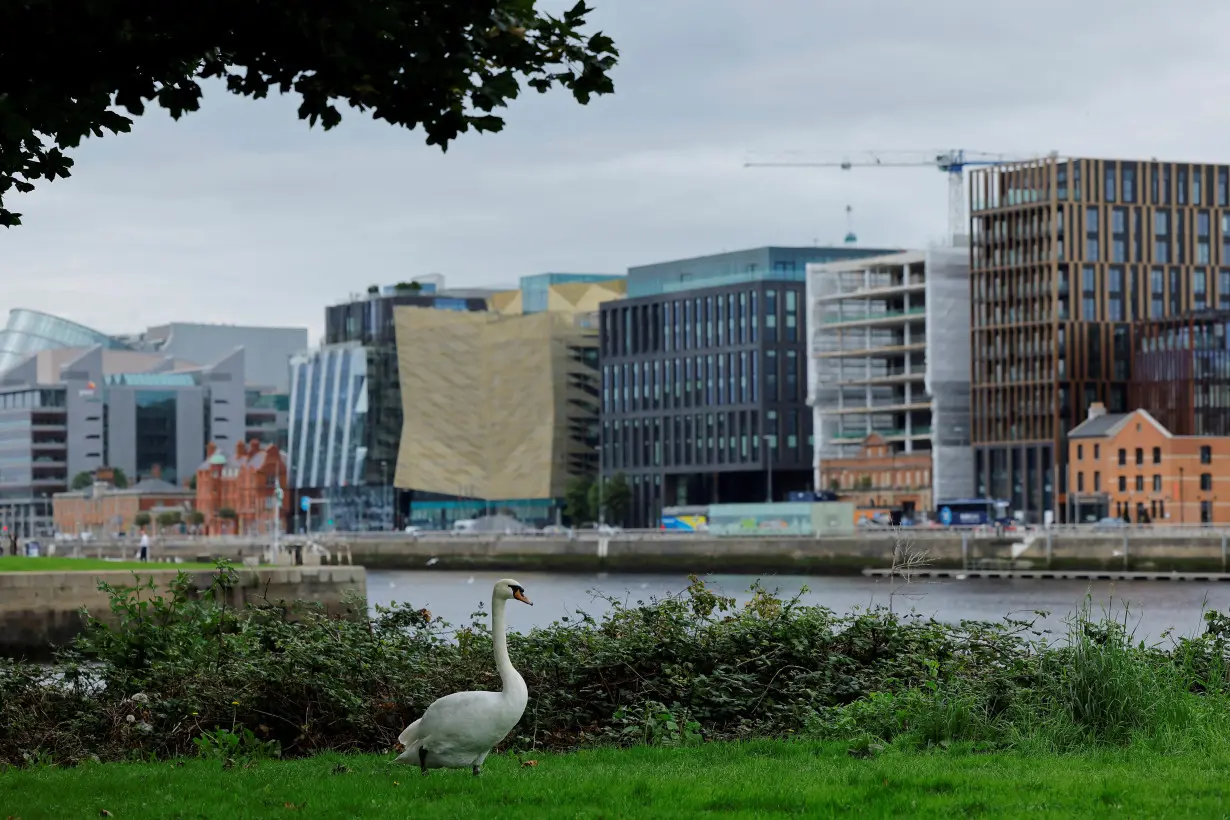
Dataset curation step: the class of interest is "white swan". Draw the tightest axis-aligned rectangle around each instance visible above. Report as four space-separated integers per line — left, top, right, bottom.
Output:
395 578 533 775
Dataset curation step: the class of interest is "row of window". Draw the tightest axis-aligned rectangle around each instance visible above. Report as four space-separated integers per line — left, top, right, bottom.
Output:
1076 471 1216 494
601 350 803 414
600 409 809 471
601 287 802 358
1075 443 1214 466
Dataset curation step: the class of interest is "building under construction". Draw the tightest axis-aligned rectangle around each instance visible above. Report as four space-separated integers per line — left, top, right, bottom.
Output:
805 248 974 517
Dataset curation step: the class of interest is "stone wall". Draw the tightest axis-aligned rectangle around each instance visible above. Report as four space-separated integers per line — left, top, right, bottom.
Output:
0 566 366 659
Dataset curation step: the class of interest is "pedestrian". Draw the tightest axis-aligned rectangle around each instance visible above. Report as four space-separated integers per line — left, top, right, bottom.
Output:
138 528 150 562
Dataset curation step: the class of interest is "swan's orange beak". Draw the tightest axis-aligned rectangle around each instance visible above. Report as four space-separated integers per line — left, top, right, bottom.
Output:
513 588 533 606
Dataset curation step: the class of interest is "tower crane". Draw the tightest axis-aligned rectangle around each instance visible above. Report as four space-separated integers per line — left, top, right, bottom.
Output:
744 150 1059 244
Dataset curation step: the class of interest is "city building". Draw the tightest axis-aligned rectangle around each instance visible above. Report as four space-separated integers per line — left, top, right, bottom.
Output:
52 477 193 536
118 322 308 392
287 280 490 531
0 345 281 536
806 248 973 520
194 440 288 535
1067 404 1230 525
816 434 933 515
599 246 898 527
394 275 624 527
969 156 1230 522
0 309 129 377
1131 309 1230 436
495 273 624 314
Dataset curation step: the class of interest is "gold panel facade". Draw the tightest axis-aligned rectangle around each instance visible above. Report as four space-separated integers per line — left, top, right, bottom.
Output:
393 307 585 500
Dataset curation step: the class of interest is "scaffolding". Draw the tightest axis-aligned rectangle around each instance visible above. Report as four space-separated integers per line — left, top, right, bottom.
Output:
805 248 973 505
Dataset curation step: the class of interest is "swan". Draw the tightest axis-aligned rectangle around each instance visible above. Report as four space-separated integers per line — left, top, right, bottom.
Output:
394 578 533 776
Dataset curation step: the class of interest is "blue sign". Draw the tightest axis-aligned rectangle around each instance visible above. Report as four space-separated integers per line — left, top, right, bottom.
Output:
300 496 311 512
938 506 953 526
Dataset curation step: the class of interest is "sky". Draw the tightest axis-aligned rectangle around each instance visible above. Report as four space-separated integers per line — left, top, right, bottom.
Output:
5 0 1230 345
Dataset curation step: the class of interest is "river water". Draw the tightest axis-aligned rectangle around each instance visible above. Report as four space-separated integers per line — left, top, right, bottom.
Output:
367 570 1230 645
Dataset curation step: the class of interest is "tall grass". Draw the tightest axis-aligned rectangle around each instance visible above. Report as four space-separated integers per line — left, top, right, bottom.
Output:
810 596 1230 756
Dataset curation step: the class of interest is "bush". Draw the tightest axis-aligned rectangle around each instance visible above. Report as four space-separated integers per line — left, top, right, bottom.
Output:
3 572 1230 766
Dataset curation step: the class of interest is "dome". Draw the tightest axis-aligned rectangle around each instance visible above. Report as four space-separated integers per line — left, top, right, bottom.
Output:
0 308 129 377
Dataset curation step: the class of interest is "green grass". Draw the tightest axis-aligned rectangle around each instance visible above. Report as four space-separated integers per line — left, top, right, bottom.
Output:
4 742 1230 819
0 556 218 572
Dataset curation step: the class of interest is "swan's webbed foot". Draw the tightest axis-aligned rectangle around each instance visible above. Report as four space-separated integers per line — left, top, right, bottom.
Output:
419 746 429 776
472 765 482 777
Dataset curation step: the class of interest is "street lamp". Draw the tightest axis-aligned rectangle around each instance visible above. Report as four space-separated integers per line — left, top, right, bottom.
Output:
763 434 775 503
595 444 605 527
380 460 389 532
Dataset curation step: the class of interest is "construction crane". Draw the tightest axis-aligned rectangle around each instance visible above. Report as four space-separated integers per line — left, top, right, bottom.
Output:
744 150 1059 244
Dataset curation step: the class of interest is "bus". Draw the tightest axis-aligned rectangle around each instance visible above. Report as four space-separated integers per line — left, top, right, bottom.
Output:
934 498 1012 528
661 505 708 532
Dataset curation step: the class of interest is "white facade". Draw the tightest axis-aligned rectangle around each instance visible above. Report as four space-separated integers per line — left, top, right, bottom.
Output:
804 248 974 507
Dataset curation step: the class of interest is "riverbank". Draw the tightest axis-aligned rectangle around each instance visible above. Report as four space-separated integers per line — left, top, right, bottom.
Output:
0 556 216 572
65 529 1230 575
2 742 1226 819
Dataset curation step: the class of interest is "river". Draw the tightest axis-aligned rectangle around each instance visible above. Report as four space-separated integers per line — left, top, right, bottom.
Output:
367 570 1230 645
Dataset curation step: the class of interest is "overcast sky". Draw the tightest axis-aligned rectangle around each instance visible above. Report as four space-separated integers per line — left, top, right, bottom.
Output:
5 0 1230 344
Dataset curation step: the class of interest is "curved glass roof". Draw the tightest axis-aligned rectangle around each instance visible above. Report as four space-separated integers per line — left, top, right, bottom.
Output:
0 308 128 377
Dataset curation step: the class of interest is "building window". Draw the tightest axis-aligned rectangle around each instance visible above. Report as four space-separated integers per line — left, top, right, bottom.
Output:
1118 448 1126 465
1135 475 1144 492
1093 472 1101 492
1153 447 1161 464
1135 447 1143 466
1201 473 1213 491
1077 444 1084 460
765 289 778 342
1202 500 1213 524
766 350 778 401
1153 475 1162 492
1077 472 1085 492
1201 445 1212 464
1119 475 1127 492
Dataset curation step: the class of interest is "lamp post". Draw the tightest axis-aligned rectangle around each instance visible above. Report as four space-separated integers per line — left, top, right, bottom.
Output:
596 444 605 527
764 434 774 503
1179 465 1185 526
380 460 389 532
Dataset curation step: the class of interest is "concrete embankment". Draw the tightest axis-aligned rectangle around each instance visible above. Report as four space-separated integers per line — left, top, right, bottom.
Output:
0 566 366 659
56 530 1230 575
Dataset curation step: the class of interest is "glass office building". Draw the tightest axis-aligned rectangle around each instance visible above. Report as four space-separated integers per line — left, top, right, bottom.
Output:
519 273 623 313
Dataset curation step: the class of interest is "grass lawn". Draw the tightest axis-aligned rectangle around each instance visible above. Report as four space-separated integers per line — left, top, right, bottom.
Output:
3 741 1229 819
0 556 218 573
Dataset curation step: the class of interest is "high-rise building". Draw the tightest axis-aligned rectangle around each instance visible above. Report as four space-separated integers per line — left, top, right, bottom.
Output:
805 248 973 518
599 246 898 527
969 156 1230 522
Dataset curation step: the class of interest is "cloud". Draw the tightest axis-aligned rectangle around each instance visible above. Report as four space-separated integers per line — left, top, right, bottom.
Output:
4 0 1230 345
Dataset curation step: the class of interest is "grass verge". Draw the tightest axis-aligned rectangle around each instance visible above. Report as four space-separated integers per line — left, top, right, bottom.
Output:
3 742 1229 819
0 556 217 572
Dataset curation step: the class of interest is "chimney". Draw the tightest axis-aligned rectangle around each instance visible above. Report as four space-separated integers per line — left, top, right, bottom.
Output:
1088 402 1108 421
248 438 261 458
206 442 217 458
235 440 245 459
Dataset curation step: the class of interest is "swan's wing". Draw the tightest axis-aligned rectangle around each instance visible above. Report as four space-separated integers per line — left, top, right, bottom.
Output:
397 717 422 746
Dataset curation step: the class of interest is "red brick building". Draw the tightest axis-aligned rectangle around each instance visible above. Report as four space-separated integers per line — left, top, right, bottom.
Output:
195 440 289 536
53 477 194 536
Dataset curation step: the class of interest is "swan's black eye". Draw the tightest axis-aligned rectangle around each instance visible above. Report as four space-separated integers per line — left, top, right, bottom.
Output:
510 585 524 594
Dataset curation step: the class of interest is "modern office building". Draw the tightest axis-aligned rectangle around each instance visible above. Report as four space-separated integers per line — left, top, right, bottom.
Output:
287 281 489 531
599 246 898 527
1131 309 1230 437
969 156 1230 522
0 345 271 536
395 276 624 528
805 248 973 518
120 322 308 392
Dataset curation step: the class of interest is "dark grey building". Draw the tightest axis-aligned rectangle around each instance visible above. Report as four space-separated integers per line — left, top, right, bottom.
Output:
599 246 898 527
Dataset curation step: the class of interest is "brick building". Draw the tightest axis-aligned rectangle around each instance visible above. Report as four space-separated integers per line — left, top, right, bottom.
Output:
817 433 933 518
1067 404 1230 525
195 440 289 536
53 477 193 536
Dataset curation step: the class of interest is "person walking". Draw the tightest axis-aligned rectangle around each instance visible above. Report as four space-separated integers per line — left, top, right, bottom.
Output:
137 528 150 562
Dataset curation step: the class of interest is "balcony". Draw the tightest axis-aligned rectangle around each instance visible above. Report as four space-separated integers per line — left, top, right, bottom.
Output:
814 342 926 359
820 307 927 328
827 401 931 416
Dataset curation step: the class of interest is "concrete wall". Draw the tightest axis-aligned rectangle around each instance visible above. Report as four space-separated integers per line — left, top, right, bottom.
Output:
0 566 366 658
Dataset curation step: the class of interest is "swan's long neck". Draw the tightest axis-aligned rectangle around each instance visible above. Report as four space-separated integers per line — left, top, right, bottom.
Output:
491 593 526 702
